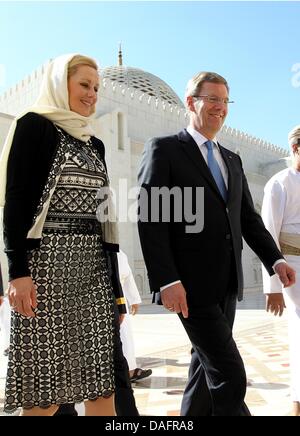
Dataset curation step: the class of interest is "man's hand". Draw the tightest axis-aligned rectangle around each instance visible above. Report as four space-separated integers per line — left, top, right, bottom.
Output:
130 304 139 316
274 263 296 287
8 276 37 317
161 282 188 318
266 293 286 317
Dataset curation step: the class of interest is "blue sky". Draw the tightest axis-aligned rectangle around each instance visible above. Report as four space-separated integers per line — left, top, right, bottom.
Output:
1 1 300 149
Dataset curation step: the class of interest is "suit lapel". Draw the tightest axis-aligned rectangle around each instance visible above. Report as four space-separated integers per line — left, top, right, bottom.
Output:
178 129 226 202
218 144 234 202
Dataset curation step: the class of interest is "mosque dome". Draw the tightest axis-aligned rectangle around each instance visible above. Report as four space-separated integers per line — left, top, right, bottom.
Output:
100 65 184 108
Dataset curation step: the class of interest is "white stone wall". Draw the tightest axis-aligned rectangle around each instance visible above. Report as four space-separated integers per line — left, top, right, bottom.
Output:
0 113 13 145
0 63 47 115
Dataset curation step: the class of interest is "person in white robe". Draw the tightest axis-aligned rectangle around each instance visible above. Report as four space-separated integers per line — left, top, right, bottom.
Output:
261 124 300 416
117 250 152 382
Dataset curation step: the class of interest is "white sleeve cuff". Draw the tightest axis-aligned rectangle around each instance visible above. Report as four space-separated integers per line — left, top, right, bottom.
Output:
272 259 286 271
160 280 181 291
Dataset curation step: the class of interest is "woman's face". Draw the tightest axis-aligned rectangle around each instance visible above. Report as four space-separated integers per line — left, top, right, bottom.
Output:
68 65 99 117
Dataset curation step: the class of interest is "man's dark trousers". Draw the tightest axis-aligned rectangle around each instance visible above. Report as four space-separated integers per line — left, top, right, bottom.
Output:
180 290 250 416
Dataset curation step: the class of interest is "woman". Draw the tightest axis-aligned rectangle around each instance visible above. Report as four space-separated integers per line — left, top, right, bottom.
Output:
0 53 125 416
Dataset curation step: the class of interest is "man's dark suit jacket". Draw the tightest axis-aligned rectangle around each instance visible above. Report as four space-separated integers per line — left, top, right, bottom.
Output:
138 129 283 307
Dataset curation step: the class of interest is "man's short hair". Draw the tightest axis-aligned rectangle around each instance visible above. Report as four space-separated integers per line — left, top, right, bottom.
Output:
185 72 229 101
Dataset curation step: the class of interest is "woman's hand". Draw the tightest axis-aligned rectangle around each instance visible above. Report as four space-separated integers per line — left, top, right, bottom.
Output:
8 276 37 317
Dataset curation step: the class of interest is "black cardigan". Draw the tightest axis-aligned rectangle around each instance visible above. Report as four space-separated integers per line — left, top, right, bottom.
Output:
3 112 126 312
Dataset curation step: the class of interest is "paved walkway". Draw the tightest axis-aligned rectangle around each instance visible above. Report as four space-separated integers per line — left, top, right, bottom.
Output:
0 303 292 416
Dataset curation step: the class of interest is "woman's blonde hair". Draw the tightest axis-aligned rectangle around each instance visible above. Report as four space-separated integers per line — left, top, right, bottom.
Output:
68 55 98 78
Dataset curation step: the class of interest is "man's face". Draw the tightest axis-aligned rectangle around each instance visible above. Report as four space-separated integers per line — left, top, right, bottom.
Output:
187 82 229 139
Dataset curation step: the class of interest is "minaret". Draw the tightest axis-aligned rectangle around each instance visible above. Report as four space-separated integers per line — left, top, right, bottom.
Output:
118 43 123 66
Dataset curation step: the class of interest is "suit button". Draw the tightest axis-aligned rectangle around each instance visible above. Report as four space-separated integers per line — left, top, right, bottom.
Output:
226 234 231 240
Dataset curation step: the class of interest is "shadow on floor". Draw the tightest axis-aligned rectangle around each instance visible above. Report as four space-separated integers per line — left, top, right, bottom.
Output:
133 376 187 390
137 356 189 369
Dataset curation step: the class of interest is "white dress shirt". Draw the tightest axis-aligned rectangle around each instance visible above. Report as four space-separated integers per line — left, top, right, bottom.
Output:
186 125 228 188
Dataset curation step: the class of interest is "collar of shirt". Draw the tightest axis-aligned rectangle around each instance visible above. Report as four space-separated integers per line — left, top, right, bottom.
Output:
186 125 228 186
186 125 218 151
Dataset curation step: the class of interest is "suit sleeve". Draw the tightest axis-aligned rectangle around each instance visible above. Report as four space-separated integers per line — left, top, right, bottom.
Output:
239 157 284 275
138 138 180 293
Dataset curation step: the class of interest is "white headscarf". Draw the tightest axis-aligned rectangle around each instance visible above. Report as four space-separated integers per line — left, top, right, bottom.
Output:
0 53 97 207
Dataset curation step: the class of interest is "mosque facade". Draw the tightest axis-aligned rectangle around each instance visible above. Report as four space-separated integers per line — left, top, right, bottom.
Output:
0 54 289 302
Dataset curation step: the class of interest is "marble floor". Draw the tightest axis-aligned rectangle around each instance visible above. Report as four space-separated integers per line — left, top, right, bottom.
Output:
131 306 292 417
0 303 293 417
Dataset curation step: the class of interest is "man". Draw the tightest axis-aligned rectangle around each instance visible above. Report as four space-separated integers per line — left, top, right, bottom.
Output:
262 125 300 417
137 71 295 416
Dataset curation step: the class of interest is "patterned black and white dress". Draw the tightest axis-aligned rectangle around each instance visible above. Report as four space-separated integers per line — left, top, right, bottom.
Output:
4 129 115 413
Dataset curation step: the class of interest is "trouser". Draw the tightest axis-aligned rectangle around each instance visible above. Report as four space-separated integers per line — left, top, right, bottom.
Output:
179 292 250 416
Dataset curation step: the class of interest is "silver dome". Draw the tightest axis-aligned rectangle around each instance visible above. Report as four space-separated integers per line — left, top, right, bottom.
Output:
101 66 184 108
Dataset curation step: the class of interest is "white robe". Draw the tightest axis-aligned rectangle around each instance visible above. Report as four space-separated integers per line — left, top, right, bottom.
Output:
117 251 141 371
262 167 300 401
